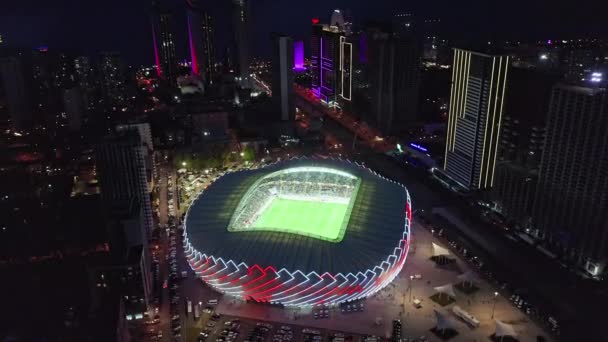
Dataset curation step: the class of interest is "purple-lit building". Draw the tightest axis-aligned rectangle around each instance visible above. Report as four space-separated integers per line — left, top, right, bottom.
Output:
310 10 352 105
293 41 305 72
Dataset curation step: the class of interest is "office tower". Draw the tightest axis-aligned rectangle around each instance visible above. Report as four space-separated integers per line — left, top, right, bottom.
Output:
186 0 215 84
96 132 153 241
392 13 415 37
310 12 352 104
421 18 442 62
532 84 608 277
74 56 98 113
233 0 252 88
74 56 92 84
63 86 85 131
271 34 295 122
152 1 177 84
443 49 510 190
30 48 65 127
366 28 420 134
0 55 33 131
99 52 126 106
54 52 76 89
492 68 559 224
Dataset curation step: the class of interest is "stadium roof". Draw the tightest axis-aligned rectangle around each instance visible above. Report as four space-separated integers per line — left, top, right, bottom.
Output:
185 158 409 275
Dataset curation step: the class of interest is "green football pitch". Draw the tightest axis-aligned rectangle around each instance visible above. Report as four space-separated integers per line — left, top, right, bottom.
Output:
252 198 349 242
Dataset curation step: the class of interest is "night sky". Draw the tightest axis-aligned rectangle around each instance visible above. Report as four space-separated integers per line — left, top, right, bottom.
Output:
1 0 607 65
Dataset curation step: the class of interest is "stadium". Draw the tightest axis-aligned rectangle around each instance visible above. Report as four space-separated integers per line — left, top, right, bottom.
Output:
183 158 412 306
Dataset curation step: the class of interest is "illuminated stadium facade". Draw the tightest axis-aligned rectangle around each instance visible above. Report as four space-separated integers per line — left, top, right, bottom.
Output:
183 158 412 306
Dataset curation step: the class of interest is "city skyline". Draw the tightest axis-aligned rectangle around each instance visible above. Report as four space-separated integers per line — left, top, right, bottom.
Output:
1 1 607 341
2 0 608 64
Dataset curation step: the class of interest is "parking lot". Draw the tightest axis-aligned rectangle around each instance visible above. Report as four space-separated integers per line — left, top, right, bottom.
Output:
189 310 376 342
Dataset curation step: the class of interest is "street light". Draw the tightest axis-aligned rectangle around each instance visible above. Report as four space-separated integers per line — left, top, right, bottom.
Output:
182 161 187 167
491 291 499 318
409 275 414 302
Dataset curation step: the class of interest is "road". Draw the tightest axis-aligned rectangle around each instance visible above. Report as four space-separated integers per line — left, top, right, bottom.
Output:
294 84 395 153
158 165 171 342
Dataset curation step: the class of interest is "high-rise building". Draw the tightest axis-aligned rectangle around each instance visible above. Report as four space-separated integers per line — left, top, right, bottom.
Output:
99 52 126 106
532 84 608 277
293 41 305 71
152 1 177 84
233 0 251 88
492 68 559 224
271 34 295 122
54 52 76 89
63 86 85 131
443 49 510 190
420 18 443 62
96 132 153 241
30 48 66 127
116 123 154 152
186 0 215 84
392 13 415 37
74 56 98 113
0 55 33 131
89 244 152 319
366 28 420 134
310 12 352 105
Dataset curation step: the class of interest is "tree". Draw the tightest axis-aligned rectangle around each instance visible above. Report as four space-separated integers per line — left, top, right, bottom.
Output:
242 146 256 162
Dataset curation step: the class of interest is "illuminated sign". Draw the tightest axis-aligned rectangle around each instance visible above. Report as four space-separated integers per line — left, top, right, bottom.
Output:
409 143 428 152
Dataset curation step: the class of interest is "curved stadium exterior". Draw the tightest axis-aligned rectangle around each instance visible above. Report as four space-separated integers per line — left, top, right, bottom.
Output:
183 158 412 306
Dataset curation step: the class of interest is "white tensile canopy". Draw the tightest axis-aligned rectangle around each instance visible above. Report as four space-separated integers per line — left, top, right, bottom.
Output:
494 319 518 338
434 310 458 331
434 283 456 298
457 271 478 285
432 243 450 257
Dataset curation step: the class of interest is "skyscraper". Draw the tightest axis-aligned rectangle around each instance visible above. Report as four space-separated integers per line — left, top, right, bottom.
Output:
63 86 85 131
96 131 153 241
233 0 251 88
443 49 510 190
0 55 33 131
99 52 126 107
492 68 559 224
366 28 420 134
152 1 177 84
310 11 352 105
293 41 305 71
271 34 295 122
532 84 608 277
186 0 215 84
74 56 98 113
392 13 415 37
